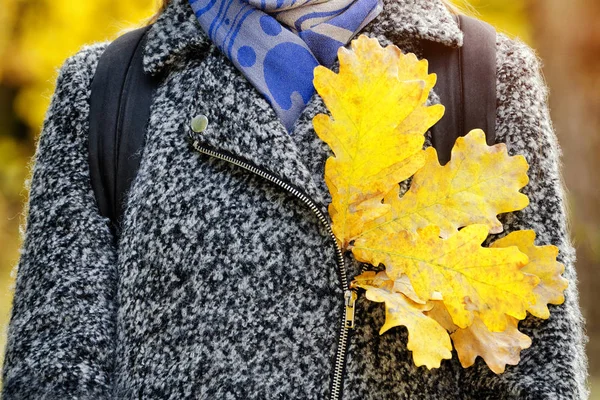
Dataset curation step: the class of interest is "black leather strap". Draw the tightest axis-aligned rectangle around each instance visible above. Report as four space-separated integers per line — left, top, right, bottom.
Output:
421 14 497 165
89 24 160 241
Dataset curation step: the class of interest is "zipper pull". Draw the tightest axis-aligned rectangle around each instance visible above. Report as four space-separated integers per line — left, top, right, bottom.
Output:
344 289 358 329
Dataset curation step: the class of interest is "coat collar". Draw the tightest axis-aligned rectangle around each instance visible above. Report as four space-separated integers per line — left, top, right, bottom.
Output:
140 0 465 212
142 0 464 77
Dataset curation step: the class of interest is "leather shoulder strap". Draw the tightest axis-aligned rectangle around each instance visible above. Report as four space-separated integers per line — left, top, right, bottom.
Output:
89 24 160 240
421 14 497 165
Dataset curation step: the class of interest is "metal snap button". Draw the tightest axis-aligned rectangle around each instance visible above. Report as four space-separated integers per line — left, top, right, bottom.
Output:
190 114 209 133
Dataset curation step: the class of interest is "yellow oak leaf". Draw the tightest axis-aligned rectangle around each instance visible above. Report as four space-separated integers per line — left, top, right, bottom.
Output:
353 270 427 305
424 300 459 333
360 129 530 241
311 33 569 373
312 34 444 248
353 224 540 331
425 301 532 373
452 315 532 374
491 230 568 319
352 271 452 369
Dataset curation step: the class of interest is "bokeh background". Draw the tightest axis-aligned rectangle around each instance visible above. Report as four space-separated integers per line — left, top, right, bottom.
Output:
0 0 598 395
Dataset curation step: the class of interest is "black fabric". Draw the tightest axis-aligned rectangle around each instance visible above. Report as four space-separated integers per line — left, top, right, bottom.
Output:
89 24 160 241
422 14 497 165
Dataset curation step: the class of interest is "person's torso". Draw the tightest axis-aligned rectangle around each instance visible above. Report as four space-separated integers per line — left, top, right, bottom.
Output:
110 0 469 398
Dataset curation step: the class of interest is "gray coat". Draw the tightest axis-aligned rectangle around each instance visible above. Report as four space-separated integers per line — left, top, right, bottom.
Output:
1 0 590 398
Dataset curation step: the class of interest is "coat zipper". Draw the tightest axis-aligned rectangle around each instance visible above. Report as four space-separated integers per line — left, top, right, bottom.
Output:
187 132 357 400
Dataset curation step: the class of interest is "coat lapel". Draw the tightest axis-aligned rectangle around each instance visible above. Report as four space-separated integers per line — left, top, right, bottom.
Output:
140 0 463 211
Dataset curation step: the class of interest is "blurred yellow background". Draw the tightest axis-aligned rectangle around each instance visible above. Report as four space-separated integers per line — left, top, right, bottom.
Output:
0 0 598 396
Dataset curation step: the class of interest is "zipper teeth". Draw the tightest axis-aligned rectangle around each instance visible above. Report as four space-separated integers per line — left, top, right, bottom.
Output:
189 137 351 400
331 327 350 399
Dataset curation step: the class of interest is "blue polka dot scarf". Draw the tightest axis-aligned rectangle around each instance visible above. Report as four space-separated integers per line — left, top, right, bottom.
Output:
188 0 383 134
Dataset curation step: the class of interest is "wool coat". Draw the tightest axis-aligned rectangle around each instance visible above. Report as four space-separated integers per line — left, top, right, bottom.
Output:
1 0 590 398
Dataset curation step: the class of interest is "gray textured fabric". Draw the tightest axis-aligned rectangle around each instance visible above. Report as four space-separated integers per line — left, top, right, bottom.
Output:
1 0 590 398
